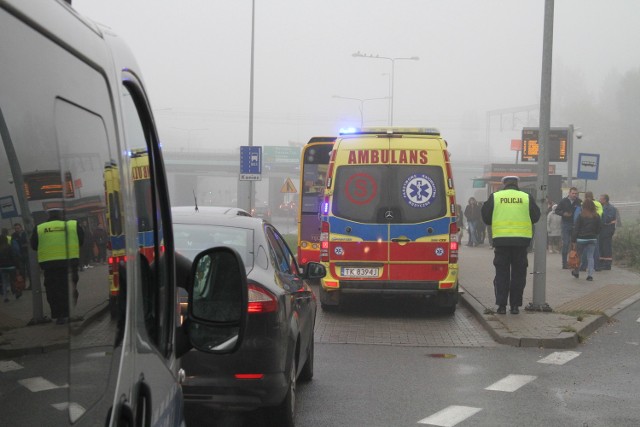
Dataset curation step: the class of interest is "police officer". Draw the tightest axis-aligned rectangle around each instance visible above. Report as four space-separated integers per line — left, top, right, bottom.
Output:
481 176 540 314
30 208 84 324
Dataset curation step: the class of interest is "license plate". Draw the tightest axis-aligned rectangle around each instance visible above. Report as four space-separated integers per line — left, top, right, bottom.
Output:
341 267 379 278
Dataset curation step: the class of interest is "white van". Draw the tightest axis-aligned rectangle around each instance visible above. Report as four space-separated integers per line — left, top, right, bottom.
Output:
0 1 246 425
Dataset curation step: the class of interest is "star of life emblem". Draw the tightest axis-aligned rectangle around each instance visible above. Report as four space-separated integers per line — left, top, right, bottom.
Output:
402 174 437 208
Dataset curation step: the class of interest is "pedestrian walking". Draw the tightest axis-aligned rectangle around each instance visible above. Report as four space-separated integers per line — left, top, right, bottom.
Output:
554 187 581 269
574 191 602 271
0 228 21 302
80 220 94 270
571 199 601 281
10 223 31 289
481 176 540 315
598 194 617 270
547 204 562 253
464 197 482 247
30 208 84 324
93 226 108 263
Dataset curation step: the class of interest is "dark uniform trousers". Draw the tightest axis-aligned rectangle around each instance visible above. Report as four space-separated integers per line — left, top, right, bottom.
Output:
493 245 528 307
43 267 69 319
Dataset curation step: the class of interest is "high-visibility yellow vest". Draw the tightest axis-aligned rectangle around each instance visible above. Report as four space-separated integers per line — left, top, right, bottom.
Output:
36 220 80 262
594 200 603 218
492 189 532 239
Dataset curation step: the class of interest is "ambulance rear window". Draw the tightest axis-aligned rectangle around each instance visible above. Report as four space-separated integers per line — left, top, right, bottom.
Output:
332 165 447 224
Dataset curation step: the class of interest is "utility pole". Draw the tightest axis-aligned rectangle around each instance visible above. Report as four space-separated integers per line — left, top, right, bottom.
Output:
527 0 554 312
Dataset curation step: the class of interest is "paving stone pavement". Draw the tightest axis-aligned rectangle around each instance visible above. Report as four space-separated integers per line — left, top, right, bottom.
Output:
458 244 640 348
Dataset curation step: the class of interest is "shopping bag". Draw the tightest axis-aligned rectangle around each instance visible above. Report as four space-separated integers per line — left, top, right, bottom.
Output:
14 272 25 293
568 249 580 269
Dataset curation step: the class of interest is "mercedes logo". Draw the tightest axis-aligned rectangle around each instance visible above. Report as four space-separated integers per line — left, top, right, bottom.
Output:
385 211 394 219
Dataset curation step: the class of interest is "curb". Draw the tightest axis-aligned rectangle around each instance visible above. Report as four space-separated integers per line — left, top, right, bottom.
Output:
460 286 583 349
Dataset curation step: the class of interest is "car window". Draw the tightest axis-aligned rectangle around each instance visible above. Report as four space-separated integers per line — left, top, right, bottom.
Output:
265 226 298 276
173 223 254 268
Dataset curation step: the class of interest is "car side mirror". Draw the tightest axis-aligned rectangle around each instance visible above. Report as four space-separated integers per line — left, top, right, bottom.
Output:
302 261 326 279
180 247 248 355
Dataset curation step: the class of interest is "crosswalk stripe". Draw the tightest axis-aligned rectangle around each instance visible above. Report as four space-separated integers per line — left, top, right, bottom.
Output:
485 374 537 392
18 376 62 392
537 351 581 365
0 360 23 372
418 405 483 426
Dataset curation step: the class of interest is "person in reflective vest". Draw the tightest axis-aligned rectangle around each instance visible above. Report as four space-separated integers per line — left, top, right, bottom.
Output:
30 208 84 324
481 176 540 315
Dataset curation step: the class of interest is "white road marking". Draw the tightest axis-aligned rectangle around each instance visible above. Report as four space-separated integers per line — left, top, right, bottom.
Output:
18 376 63 392
636 317 640 323
52 402 86 422
537 351 581 365
485 374 537 392
418 405 483 426
0 360 23 372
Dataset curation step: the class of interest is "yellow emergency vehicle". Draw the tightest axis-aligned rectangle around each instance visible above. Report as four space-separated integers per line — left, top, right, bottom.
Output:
319 127 460 313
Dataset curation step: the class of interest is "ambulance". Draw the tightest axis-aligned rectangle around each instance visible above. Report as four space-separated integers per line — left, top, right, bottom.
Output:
319 127 459 313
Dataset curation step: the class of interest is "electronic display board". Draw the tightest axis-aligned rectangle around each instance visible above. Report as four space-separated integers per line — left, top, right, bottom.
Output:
521 128 568 162
23 171 75 201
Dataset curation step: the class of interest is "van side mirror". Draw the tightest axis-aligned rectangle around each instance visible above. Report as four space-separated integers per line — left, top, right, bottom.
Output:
180 247 248 355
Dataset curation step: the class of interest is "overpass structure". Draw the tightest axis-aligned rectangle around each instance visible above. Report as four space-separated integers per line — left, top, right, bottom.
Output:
162 149 301 209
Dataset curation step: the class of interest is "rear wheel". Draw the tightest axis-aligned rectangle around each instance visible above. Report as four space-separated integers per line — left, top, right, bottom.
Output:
268 355 297 427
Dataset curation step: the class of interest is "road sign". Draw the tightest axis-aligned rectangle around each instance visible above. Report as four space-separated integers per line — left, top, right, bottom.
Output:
576 153 599 180
240 146 262 181
263 146 301 164
281 178 297 193
0 195 18 219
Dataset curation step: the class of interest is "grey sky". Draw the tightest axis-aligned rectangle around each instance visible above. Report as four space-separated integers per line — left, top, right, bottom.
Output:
73 0 640 163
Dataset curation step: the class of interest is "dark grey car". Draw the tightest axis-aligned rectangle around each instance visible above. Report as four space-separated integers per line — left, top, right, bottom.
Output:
172 210 325 427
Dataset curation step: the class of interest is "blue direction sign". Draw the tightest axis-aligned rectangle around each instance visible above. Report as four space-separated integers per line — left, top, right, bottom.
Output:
240 146 262 181
0 195 18 219
576 153 599 181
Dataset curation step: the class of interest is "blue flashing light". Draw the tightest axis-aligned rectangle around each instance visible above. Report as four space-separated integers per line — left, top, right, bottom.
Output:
339 127 358 135
322 202 329 214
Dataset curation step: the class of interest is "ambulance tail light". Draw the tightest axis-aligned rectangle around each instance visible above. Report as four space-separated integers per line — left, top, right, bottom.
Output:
320 221 330 262
449 223 459 264
444 150 455 189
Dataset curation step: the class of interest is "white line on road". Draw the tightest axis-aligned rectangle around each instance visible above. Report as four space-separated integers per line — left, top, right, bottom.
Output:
0 360 23 372
537 351 581 365
18 376 63 392
485 374 537 392
418 405 483 426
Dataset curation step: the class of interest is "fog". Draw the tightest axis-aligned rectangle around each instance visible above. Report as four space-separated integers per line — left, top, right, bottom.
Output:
73 0 640 204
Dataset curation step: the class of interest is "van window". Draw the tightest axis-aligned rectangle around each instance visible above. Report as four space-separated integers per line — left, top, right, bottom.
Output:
333 165 447 223
121 82 174 357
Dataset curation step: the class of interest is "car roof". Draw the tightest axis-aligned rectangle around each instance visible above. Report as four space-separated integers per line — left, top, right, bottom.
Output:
171 207 263 227
171 206 252 217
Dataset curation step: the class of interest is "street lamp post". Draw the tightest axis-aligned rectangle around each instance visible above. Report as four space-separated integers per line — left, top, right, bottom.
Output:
332 95 389 127
352 52 419 126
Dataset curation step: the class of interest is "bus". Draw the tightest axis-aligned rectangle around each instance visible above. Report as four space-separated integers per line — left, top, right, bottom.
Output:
297 137 335 268
104 149 155 317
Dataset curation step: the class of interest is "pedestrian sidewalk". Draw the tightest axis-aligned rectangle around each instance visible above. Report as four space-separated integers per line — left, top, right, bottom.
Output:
0 264 109 357
458 244 640 348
